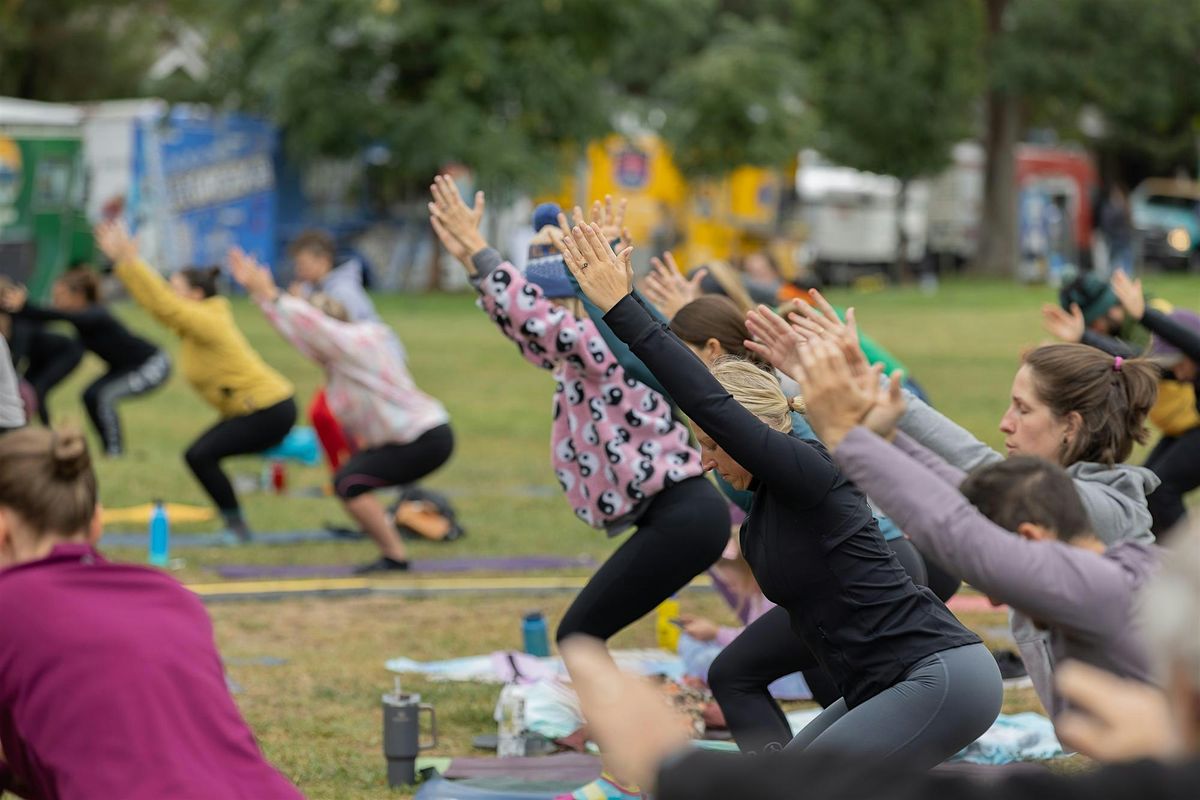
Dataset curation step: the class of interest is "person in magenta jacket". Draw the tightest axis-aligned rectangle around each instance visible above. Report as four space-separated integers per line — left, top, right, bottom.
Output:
228 248 453 574
0 426 303 800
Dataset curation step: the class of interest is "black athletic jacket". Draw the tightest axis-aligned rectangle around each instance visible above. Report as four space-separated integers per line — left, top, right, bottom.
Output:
604 295 979 708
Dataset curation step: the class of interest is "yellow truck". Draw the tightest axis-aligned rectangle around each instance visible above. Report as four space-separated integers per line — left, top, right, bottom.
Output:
544 133 803 278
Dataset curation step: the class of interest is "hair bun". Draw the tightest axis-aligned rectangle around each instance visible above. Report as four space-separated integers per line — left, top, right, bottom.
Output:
50 428 91 480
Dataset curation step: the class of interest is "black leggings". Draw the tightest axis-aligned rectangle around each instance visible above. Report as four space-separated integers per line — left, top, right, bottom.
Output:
1145 427 1200 541
83 351 171 455
719 537 962 741
557 476 730 642
333 424 454 499
22 330 84 425
184 398 297 513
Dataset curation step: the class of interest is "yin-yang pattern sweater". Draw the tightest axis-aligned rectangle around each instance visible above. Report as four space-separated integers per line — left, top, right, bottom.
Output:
471 248 703 532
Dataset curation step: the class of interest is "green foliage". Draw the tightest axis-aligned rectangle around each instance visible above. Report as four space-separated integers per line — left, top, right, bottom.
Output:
199 0 629 194
0 0 181 101
657 17 812 177
998 0 1200 169
798 0 985 180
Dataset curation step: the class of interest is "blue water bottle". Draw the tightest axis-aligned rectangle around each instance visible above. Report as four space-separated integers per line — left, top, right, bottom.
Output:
149 500 170 567
522 611 550 657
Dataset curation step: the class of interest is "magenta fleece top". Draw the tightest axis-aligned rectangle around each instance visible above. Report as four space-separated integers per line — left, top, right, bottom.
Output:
472 252 703 531
0 544 303 800
833 428 1160 717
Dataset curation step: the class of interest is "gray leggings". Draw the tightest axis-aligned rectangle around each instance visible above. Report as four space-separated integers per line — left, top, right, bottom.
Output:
785 642 1001 770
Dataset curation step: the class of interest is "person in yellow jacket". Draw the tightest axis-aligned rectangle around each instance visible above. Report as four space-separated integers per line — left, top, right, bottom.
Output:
94 222 297 544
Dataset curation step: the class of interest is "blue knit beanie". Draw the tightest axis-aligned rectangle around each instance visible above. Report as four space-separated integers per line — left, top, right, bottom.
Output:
533 202 562 233
525 245 574 299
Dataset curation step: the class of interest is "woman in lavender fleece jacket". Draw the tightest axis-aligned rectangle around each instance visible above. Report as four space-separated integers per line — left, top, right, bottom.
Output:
228 249 453 575
428 177 728 649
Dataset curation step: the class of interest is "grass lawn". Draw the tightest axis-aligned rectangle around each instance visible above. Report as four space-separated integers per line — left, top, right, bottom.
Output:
41 272 1200 797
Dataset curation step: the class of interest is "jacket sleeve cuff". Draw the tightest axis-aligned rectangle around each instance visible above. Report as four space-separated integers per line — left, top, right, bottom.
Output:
603 293 657 346
470 248 504 285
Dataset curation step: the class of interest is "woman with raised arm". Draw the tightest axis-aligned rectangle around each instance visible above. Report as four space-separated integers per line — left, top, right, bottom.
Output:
94 222 296 544
429 178 729 797
0 269 170 456
1111 271 1200 539
227 249 453 573
558 221 1000 765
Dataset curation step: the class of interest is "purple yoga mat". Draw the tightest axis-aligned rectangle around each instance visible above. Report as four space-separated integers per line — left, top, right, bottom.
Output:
215 555 596 579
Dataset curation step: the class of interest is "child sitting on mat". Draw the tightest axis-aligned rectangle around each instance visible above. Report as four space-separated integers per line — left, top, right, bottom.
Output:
0 426 303 799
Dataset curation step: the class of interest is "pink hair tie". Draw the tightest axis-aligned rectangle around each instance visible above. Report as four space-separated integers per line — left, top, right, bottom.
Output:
1113 356 1124 372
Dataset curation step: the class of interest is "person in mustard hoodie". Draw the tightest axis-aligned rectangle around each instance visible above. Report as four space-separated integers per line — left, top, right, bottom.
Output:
94 222 296 544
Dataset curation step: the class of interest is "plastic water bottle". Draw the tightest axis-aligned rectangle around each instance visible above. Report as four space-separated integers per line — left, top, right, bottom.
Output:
149 500 170 567
656 595 681 652
495 683 527 758
522 612 550 657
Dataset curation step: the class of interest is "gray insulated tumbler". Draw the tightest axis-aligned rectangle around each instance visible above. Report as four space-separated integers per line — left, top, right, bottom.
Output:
382 689 438 786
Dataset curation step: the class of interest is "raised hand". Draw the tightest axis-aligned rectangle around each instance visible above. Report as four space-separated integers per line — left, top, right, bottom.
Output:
558 222 634 313
1111 271 1146 321
861 368 907 441
642 252 705 319
789 337 882 451
93 220 139 265
0 285 27 313
227 248 278 302
1054 660 1182 762
744 304 807 382
788 290 869 375
428 175 487 272
1041 303 1086 342
569 195 629 246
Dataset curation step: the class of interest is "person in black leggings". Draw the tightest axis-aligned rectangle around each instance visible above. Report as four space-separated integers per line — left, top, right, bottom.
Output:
6 316 83 425
1111 272 1200 540
97 221 296 542
560 221 1000 765
230 248 456 572
428 180 729 749
1 269 170 454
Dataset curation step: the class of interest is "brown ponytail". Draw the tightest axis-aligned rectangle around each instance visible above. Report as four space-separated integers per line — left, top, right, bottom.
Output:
0 426 97 534
1023 343 1158 466
670 296 767 367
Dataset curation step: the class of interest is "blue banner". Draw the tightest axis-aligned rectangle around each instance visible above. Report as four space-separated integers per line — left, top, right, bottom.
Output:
131 108 277 271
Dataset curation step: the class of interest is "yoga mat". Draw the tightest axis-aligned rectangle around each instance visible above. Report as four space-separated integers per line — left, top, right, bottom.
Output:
214 555 597 580
102 503 215 525
102 529 343 549
443 754 601 783
948 594 1008 614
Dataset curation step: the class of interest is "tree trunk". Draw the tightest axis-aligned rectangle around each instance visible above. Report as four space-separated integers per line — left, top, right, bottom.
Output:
894 178 909 282
974 0 1019 277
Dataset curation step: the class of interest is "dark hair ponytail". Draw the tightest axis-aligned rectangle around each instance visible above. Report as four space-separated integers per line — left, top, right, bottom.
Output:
179 265 222 298
670 295 767 367
1023 343 1158 466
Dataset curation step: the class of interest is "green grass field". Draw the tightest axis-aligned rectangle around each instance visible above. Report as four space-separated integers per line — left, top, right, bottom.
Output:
41 272 1200 798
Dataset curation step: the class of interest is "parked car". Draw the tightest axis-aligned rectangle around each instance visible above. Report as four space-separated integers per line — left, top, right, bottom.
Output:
1131 178 1200 271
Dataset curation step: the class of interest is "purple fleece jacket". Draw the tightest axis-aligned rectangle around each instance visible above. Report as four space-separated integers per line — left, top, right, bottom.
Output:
832 427 1160 717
